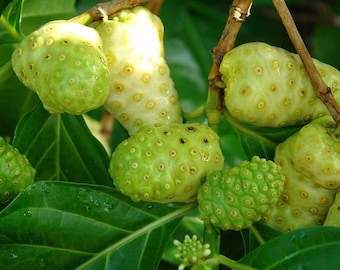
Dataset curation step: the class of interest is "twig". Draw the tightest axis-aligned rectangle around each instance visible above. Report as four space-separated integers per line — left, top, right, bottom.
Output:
206 0 253 128
272 0 340 124
146 0 164 14
71 0 150 24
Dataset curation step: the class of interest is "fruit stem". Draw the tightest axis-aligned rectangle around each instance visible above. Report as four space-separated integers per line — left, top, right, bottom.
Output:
249 225 265 245
70 0 150 25
205 0 253 128
272 0 340 125
146 0 164 14
202 220 221 270
205 254 259 270
183 105 206 122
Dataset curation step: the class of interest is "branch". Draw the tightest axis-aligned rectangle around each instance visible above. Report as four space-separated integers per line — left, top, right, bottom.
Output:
146 0 164 14
205 0 253 128
272 0 340 124
71 0 150 24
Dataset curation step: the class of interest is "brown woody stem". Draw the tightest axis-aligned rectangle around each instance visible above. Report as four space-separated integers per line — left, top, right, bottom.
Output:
146 0 164 14
272 0 340 124
205 0 253 129
70 0 149 24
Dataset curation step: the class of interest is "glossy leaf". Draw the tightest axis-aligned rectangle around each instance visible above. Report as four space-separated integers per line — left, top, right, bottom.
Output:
0 0 23 44
239 226 340 269
13 103 112 186
0 181 192 269
224 111 302 160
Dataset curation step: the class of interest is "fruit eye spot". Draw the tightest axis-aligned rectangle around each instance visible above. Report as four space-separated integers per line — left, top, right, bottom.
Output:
133 94 142 101
186 126 197 132
179 138 186 144
145 151 152 157
58 55 66 61
169 150 176 157
131 162 138 169
63 40 69 44
257 100 265 109
202 138 209 143
124 66 133 74
300 191 308 198
142 74 151 83
163 130 171 135
29 64 34 70
156 140 163 146
159 83 168 93
46 39 53 45
158 163 165 170
190 167 197 174
146 101 154 109
230 210 238 217
45 54 51 60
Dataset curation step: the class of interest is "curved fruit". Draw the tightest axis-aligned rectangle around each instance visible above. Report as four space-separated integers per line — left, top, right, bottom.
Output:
220 42 340 127
262 116 340 232
198 156 285 231
96 6 183 135
109 123 224 203
324 189 340 227
0 137 35 203
12 20 110 114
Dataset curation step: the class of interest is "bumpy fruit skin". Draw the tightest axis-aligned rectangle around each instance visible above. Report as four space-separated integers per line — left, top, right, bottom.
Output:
96 7 183 135
220 42 340 127
324 189 340 227
198 156 285 231
109 123 224 203
11 20 110 114
0 137 35 203
262 116 340 232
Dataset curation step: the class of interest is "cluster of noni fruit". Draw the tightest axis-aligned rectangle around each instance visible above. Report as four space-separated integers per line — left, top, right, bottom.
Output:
6 5 340 234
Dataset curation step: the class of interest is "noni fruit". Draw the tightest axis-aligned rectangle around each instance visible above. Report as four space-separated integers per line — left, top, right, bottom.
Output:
198 156 285 231
262 116 340 232
324 189 340 227
96 6 183 135
12 20 110 114
220 42 340 127
0 137 35 203
109 123 224 203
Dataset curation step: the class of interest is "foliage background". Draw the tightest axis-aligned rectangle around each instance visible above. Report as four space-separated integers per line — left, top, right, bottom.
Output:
0 0 340 269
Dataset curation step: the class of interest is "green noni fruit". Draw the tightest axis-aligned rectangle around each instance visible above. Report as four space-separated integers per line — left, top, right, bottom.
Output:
262 116 340 232
220 42 340 127
324 189 340 227
198 156 285 231
0 137 35 203
96 6 183 135
109 123 224 203
12 20 110 114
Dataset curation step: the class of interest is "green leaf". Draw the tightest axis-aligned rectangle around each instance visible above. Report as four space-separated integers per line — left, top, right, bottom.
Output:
0 0 23 44
239 226 340 269
0 56 38 137
0 181 192 270
12 103 112 186
20 0 77 35
224 111 302 160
